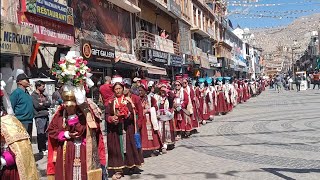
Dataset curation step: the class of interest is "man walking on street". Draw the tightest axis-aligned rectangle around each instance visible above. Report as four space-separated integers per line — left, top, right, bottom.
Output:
31 80 51 155
295 75 301 92
10 73 34 137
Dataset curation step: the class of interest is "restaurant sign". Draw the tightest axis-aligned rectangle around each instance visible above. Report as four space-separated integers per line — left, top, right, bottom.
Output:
147 49 168 64
1 22 33 56
169 54 183 66
21 0 74 25
18 12 74 46
81 39 115 61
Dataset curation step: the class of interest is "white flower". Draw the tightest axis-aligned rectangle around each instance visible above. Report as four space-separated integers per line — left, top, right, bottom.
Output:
67 65 76 72
60 64 66 70
66 57 76 64
80 69 86 75
61 72 66 76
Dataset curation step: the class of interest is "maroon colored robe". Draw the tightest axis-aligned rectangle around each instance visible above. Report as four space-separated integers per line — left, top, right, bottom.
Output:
47 107 105 180
174 89 192 132
105 97 144 169
140 96 162 151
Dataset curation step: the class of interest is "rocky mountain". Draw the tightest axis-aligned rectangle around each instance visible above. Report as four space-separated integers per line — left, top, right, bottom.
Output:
252 13 320 55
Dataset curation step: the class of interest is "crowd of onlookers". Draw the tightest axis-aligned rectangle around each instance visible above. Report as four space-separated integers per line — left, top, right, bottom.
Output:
269 71 320 92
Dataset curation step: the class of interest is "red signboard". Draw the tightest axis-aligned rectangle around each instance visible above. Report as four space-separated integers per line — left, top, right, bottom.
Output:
18 12 74 46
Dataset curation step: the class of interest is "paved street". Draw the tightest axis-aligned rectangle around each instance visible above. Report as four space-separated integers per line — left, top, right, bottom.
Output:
34 88 320 180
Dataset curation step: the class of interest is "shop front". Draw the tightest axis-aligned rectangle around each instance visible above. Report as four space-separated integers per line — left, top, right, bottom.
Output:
0 21 34 94
168 54 183 79
200 52 211 77
18 1 75 78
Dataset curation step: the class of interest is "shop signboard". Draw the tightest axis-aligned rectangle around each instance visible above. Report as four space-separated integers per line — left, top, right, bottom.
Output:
21 0 74 25
169 54 183 66
178 20 191 54
81 39 115 62
147 49 169 64
167 0 181 18
200 52 210 69
183 54 193 65
18 12 74 46
208 54 217 64
1 21 33 56
154 35 174 54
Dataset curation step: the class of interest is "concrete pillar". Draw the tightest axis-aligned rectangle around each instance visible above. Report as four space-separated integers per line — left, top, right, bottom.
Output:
196 8 199 27
200 10 203 30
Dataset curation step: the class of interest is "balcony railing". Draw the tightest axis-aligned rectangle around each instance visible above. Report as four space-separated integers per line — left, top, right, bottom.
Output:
136 30 181 55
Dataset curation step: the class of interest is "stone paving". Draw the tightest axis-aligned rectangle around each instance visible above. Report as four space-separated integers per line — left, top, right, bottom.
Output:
34 88 320 180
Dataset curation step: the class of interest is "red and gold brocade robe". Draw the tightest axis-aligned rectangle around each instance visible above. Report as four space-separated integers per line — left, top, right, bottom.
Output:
47 105 106 180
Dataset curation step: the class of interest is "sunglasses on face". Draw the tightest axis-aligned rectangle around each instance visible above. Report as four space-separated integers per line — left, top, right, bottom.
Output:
175 84 181 86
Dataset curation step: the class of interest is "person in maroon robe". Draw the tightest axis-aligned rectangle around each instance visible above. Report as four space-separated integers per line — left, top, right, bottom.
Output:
173 75 192 139
105 78 144 177
182 75 199 132
138 79 162 155
157 82 175 152
47 90 105 180
195 78 209 124
215 77 228 115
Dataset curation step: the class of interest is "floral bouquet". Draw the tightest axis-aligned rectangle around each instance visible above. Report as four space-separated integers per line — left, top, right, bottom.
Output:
51 51 94 105
115 103 129 122
51 53 90 87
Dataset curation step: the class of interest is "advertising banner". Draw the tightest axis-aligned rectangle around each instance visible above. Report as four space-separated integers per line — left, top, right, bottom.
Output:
21 0 74 25
147 49 169 64
0 21 33 56
18 12 74 46
169 54 183 66
81 39 115 62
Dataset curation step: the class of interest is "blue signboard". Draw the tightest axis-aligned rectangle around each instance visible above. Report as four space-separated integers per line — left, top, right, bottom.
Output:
24 0 74 25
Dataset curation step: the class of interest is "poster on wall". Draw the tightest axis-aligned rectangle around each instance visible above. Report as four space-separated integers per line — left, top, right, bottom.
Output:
20 0 74 25
71 0 132 53
18 12 75 46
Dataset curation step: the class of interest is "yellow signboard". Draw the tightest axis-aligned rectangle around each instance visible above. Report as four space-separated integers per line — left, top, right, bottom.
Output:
1 21 33 56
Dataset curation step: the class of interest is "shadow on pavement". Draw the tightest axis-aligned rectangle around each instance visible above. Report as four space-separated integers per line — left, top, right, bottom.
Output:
261 168 320 180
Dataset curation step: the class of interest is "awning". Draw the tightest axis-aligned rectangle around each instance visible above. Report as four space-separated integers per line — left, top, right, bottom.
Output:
119 58 167 75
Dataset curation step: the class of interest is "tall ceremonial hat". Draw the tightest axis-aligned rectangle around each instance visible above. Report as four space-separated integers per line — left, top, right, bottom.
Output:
111 75 123 85
206 77 213 85
216 77 223 82
198 77 205 83
175 75 183 85
140 79 148 91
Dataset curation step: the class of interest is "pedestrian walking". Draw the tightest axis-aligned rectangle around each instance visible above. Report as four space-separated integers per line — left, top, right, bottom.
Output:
295 75 301 92
9 73 34 137
312 72 320 90
99 76 114 107
31 80 51 155
275 75 282 93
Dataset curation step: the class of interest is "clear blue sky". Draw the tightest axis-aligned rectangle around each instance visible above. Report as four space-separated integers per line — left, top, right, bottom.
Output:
227 0 320 29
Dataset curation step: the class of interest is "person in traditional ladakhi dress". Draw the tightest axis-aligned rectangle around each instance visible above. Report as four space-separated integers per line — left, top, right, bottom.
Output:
0 84 39 180
173 75 192 139
157 80 175 153
182 74 199 132
139 79 162 155
242 80 250 102
205 77 216 121
47 51 105 180
215 77 228 115
105 76 144 178
235 80 242 104
195 78 209 124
